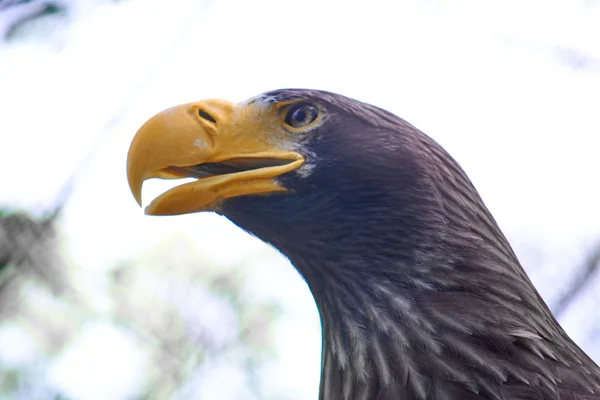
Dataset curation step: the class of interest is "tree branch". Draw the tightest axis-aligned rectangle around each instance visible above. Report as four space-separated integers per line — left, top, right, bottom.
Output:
553 239 600 318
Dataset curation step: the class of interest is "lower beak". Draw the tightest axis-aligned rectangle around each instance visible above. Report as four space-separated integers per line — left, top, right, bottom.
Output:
126 100 304 215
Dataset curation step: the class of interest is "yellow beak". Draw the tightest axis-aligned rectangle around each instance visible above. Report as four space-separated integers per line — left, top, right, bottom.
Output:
127 99 304 215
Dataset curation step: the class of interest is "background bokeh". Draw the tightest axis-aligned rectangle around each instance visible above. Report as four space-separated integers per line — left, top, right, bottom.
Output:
1 0 599 399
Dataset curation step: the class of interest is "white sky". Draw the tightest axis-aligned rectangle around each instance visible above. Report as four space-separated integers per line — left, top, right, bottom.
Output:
1 0 599 398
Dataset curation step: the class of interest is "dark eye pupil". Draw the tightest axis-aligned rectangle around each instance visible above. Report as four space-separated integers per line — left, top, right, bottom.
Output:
285 103 318 128
293 109 306 122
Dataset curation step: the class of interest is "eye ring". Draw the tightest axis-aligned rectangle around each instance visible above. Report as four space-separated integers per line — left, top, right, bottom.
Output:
284 103 319 129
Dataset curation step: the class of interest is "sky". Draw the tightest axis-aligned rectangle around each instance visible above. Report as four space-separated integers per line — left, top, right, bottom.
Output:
1 0 599 398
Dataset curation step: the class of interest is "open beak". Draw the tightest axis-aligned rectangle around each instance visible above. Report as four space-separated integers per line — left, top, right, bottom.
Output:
127 99 304 215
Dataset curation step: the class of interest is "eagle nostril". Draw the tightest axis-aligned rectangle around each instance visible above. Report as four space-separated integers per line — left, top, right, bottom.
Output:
198 109 216 123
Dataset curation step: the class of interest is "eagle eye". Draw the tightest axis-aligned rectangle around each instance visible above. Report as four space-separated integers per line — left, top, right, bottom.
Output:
284 103 318 129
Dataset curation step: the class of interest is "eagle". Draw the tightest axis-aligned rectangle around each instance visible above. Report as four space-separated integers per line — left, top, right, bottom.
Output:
127 89 600 399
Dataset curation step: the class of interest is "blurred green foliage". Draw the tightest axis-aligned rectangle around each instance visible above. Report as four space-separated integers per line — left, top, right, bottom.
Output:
0 211 281 399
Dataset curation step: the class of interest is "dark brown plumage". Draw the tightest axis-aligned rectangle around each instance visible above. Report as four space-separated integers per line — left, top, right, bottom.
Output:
127 89 600 399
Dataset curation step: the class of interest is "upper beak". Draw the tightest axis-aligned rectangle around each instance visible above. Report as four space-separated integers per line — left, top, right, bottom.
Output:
127 99 304 215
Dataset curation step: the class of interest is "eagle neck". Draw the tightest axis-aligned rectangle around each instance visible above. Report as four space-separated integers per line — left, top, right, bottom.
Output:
287 241 572 400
